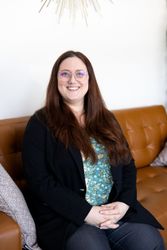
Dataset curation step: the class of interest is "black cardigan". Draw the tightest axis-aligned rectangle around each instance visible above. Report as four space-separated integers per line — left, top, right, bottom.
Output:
22 109 163 250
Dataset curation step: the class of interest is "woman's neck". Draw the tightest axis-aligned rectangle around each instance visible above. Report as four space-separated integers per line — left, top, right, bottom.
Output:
66 103 85 126
66 101 84 115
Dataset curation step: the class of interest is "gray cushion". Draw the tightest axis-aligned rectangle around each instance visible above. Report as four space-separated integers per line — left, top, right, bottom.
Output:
151 142 167 166
0 164 41 250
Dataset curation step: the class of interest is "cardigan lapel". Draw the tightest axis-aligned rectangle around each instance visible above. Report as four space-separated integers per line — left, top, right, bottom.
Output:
68 145 86 185
111 164 120 183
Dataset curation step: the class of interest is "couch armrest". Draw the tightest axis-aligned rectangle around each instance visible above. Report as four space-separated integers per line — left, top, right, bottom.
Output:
0 212 22 250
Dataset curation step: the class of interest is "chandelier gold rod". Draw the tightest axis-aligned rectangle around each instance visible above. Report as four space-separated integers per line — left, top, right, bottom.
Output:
39 0 113 24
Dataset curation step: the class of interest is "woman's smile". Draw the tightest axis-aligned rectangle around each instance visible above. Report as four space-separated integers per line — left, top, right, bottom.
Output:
66 86 80 91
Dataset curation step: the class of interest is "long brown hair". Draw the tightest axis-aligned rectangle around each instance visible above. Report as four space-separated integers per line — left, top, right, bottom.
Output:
45 50 131 166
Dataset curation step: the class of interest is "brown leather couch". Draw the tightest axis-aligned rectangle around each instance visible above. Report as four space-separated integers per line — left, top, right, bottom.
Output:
0 105 167 250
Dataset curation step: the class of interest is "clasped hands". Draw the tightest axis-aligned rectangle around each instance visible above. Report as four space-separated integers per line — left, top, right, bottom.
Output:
85 202 129 229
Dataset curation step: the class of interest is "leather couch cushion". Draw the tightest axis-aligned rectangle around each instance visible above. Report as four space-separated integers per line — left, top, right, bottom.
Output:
137 165 167 242
0 117 28 191
0 212 21 250
113 106 167 168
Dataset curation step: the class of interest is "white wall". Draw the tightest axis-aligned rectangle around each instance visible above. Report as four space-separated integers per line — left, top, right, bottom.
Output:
0 0 167 119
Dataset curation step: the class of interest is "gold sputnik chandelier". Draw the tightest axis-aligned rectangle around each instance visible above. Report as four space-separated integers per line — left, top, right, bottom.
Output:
39 0 112 24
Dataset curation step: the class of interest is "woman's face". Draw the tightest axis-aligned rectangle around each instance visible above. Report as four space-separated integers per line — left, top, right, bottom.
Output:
57 56 89 107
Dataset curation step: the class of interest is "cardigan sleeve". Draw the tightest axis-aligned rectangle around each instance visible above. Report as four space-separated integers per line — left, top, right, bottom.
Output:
22 114 92 226
116 159 137 208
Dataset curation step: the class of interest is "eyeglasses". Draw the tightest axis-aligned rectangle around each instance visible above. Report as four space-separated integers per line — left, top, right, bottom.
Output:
58 70 88 81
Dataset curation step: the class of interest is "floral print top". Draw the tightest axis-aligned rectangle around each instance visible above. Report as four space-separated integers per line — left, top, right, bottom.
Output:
83 138 113 206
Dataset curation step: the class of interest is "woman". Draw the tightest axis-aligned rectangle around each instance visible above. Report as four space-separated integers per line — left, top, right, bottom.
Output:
22 50 165 250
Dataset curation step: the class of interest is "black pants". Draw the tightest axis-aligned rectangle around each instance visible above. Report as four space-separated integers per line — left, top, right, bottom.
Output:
65 222 165 250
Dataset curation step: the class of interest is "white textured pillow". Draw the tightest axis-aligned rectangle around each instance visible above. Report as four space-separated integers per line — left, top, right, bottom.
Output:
151 142 167 166
0 164 41 250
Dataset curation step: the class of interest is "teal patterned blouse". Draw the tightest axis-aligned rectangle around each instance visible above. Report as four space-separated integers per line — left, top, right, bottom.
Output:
82 138 113 206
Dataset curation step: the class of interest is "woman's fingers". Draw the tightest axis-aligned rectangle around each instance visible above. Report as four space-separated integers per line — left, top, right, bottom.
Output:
100 209 119 215
99 220 119 229
101 204 114 207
